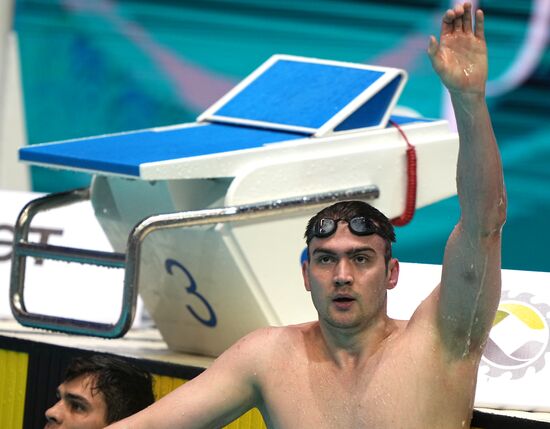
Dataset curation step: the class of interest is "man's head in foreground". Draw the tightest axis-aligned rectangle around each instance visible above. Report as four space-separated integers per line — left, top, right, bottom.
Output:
45 354 155 429
302 200 398 330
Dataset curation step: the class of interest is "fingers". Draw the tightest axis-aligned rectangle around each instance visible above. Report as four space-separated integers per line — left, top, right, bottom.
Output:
463 2 473 34
442 2 476 34
427 35 442 73
474 9 485 40
441 9 455 36
435 2 484 47
427 35 439 60
453 4 464 32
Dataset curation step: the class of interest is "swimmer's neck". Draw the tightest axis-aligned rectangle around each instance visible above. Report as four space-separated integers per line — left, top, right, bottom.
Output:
315 313 400 369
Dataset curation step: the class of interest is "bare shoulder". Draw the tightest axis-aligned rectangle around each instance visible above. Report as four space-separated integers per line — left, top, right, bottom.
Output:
240 322 317 353
221 322 316 362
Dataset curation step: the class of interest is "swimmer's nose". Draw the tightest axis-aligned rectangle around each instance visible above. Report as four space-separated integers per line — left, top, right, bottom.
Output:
333 259 353 287
44 400 62 428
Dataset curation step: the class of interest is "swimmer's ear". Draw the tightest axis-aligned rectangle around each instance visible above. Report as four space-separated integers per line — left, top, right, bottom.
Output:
302 260 311 292
387 258 399 290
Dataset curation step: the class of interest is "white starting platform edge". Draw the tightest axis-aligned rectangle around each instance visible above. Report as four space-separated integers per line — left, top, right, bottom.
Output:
2 189 550 413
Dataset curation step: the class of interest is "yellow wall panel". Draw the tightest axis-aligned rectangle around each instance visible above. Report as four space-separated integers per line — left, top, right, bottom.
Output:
152 374 186 400
151 374 266 428
0 349 28 429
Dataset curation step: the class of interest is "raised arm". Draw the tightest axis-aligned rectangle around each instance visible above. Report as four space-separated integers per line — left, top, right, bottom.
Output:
428 3 507 358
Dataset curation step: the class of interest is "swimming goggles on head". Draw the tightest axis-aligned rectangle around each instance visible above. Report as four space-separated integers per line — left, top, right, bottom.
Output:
313 216 379 239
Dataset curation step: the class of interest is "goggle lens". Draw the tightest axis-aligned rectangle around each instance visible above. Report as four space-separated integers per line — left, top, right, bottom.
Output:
314 216 377 239
317 218 336 236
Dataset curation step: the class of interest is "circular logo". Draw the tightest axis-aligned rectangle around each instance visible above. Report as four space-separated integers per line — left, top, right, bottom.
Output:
481 292 550 379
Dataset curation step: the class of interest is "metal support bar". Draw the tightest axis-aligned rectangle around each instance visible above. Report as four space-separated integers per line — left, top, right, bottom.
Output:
9 187 130 336
10 184 379 338
16 242 125 267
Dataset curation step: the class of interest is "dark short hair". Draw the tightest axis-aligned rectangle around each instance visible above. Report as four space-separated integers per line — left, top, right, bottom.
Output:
64 355 154 424
304 200 396 265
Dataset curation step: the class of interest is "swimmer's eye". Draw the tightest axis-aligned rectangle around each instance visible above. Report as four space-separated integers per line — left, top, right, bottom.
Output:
353 255 370 264
69 400 88 413
315 255 337 265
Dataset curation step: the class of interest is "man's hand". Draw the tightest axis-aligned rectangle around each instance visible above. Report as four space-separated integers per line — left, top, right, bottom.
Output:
428 2 487 95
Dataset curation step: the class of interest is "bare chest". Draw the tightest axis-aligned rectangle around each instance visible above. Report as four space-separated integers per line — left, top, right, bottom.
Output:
258 350 475 429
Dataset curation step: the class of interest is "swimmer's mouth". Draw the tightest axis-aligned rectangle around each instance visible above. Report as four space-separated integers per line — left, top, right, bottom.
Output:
333 296 355 303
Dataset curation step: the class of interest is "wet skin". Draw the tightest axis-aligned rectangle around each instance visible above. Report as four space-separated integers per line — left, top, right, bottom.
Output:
247 225 480 428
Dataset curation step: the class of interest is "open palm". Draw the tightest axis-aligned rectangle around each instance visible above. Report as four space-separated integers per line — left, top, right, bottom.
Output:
428 3 488 95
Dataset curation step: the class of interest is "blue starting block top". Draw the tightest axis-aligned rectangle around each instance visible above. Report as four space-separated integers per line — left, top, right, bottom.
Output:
19 115 431 179
19 55 417 179
199 55 407 136
20 123 306 177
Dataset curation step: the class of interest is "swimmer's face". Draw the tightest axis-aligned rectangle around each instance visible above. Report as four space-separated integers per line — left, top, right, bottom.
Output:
302 222 398 329
44 374 108 429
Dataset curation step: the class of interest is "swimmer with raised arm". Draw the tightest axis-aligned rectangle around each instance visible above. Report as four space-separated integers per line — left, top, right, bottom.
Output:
109 3 506 428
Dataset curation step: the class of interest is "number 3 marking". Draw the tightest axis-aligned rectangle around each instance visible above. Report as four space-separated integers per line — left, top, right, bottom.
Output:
165 258 217 328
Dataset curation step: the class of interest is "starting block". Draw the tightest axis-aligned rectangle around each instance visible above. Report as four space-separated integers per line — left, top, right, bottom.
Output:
12 55 459 356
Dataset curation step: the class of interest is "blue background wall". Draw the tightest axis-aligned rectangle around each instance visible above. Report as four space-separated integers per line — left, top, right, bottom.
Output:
13 0 550 272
